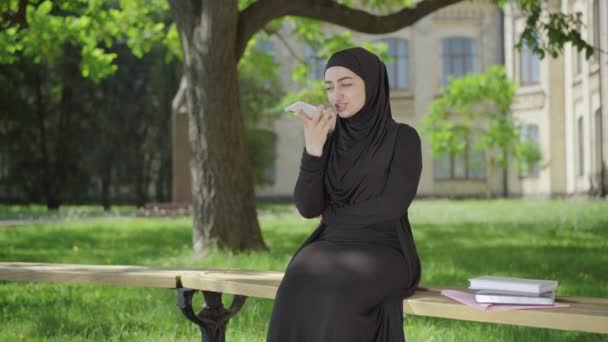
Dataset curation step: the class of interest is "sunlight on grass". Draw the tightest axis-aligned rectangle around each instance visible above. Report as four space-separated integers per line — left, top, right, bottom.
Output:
0 199 607 341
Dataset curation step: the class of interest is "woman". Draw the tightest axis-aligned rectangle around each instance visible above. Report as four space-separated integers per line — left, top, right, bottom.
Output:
266 47 422 342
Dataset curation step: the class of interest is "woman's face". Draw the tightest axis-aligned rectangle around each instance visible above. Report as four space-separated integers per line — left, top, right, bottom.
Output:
325 66 365 119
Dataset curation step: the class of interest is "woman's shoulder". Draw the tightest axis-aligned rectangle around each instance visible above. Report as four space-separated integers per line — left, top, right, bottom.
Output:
396 123 421 145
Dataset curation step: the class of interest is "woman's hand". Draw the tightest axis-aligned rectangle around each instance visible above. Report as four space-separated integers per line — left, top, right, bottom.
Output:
297 105 336 157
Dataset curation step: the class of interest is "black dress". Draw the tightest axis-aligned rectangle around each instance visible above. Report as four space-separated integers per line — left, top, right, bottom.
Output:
267 124 422 342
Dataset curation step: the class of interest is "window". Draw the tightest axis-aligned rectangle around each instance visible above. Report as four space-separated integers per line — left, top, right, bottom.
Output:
254 39 274 53
252 129 277 185
576 22 583 75
441 37 477 85
519 124 540 177
578 116 584 176
264 162 276 185
520 38 541 85
379 38 409 89
253 39 276 87
434 134 486 180
596 109 602 172
304 44 326 81
254 39 275 61
593 0 600 58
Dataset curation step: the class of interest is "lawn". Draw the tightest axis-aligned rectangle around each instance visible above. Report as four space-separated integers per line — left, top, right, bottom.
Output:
0 199 607 341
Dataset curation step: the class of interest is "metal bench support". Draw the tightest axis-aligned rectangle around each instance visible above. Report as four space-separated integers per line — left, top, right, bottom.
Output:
177 288 247 342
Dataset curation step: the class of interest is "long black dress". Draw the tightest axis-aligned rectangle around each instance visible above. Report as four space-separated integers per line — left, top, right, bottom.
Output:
266 123 422 342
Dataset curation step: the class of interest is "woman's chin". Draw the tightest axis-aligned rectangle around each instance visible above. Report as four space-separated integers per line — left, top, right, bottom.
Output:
338 111 352 118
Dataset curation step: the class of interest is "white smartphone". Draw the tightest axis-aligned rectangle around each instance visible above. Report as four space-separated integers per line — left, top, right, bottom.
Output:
284 101 318 119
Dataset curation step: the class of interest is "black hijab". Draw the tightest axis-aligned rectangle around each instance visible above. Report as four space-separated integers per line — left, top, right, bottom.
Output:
323 47 400 209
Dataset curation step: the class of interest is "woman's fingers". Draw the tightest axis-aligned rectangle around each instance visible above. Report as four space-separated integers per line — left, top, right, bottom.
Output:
323 112 334 132
296 109 309 125
313 105 325 124
298 105 334 132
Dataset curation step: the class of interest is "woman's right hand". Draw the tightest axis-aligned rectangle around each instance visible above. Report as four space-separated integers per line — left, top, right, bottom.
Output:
297 105 336 157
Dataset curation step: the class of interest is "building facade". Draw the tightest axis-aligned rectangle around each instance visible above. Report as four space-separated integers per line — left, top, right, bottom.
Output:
171 0 607 202
504 0 607 197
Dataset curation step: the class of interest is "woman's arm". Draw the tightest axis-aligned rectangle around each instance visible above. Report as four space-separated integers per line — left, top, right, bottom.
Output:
293 144 330 219
381 124 422 217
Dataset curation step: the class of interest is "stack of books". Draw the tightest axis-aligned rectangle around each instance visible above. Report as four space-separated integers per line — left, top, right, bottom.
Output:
468 275 559 305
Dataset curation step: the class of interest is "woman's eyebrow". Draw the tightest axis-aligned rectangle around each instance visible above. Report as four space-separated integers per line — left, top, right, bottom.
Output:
324 76 354 84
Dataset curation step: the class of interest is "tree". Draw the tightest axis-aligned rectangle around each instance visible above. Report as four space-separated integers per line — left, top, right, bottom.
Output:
2 0 594 258
165 0 593 258
420 65 541 197
0 0 172 208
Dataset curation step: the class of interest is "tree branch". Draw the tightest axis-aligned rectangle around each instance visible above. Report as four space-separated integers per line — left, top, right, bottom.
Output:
172 75 188 116
1 0 29 28
236 0 464 60
263 27 308 64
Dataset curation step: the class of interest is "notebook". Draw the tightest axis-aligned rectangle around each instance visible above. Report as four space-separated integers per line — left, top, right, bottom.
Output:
474 289 555 305
468 275 558 294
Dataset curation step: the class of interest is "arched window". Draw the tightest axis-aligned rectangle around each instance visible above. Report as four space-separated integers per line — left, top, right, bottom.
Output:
253 39 275 62
578 116 585 176
378 38 409 89
441 37 477 85
304 44 326 81
520 38 541 85
434 134 486 180
519 124 540 177
593 0 600 58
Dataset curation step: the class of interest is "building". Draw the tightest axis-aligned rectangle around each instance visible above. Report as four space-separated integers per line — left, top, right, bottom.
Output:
171 0 607 202
503 0 607 197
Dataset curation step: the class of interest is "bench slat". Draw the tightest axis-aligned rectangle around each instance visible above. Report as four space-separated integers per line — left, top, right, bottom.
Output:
1 262 606 334
0 262 240 289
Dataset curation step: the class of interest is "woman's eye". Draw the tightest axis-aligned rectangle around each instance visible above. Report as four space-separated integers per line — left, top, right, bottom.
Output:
342 84 352 87
326 88 333 91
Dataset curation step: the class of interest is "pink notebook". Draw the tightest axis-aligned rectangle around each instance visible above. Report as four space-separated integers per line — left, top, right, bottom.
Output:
440 289 570 312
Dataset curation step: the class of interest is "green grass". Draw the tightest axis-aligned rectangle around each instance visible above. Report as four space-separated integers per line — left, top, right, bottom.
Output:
0 199 607 341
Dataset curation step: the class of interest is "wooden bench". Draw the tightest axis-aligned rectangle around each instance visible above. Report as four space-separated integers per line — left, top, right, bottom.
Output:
1 262 607 341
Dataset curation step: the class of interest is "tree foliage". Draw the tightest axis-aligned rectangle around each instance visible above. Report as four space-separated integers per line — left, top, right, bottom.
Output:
421 65 541 175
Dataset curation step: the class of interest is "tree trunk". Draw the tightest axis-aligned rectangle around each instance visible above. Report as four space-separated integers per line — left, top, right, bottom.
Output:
169 0 268 258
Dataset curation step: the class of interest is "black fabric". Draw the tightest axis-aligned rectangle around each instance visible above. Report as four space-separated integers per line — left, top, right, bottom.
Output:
324 47 400 208
266 47 422 342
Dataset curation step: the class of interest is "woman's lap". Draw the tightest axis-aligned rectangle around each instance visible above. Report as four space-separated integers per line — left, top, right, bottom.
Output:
267 239 412 341
281 239 410 313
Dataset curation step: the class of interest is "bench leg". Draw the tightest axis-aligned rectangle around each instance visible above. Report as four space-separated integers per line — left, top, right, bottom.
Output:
176 288 247 342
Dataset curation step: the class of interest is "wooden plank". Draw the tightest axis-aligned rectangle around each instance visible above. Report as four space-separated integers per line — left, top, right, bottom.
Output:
1 262 607 334
0 262 259 289
0 262 181 288
180 272 282 299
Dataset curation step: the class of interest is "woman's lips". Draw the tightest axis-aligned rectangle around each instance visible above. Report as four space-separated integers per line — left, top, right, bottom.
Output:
335 103 347 111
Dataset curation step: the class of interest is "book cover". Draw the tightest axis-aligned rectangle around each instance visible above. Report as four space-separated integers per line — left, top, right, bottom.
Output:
474 289 555 305
475 290 555 305
468 275 558 294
